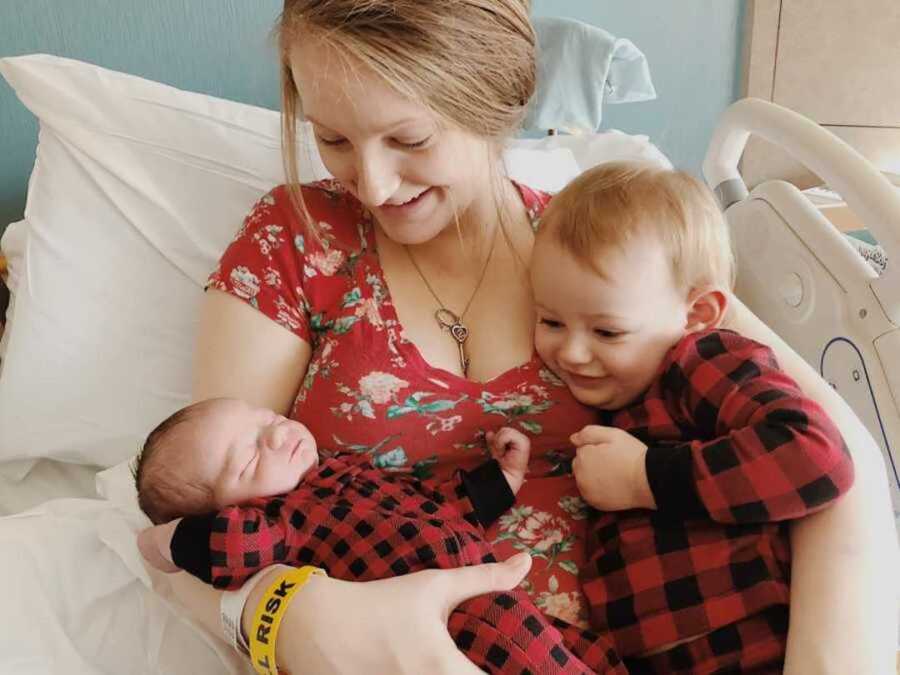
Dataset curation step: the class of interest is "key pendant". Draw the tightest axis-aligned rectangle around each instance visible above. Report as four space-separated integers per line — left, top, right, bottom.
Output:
435 308 470 375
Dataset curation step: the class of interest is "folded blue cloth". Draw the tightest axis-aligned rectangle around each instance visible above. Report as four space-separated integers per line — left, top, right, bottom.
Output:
525 16 656 133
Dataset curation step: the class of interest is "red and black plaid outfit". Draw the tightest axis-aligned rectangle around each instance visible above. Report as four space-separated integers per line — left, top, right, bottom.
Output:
582 329 854 673
171 454 625 674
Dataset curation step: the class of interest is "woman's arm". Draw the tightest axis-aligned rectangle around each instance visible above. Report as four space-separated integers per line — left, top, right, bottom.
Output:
234 554 532 674
724 295 898 675
192 290 311 412
168 287 310 642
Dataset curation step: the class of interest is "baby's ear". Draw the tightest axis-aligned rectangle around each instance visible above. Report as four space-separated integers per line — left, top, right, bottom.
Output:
685 287 728 334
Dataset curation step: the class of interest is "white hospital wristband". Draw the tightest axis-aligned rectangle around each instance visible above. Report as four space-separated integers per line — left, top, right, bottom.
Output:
220 564 293 655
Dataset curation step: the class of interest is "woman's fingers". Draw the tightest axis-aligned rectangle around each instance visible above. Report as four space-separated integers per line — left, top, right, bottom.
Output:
437 553 532 613
136 526 180 573
275 565 532 675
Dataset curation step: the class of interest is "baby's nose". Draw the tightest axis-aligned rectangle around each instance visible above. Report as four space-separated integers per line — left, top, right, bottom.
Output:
262 423 289 450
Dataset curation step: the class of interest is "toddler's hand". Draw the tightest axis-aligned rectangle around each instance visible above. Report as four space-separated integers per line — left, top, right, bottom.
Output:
487 427 530 495
570 425 655 511
137 519 181 574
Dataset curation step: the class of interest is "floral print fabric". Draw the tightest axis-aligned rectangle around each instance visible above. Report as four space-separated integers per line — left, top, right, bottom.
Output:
208 181 597 626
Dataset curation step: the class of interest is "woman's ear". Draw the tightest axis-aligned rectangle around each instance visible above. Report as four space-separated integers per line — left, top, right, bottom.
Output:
684 287 729 334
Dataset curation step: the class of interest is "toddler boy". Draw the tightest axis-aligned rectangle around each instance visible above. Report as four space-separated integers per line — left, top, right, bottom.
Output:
519 161 854 673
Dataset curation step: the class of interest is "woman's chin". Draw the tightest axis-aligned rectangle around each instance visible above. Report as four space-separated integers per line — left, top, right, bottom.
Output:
374 191 450 244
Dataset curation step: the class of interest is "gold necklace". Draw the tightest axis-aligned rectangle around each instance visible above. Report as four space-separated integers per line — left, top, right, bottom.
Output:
404 228 498 376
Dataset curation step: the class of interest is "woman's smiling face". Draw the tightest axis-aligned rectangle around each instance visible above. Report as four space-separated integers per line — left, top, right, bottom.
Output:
289 40 495 245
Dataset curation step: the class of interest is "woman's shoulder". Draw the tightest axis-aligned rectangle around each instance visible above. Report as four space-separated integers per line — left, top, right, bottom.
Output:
512 181 554 231
264 180 369 251
266 179 364 221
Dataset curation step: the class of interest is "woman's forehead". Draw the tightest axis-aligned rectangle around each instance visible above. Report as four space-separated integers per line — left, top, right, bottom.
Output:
289 41 434 131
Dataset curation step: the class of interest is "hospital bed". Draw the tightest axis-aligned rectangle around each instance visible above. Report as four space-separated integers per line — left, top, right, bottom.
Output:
0 56 896 674
704 98 900 522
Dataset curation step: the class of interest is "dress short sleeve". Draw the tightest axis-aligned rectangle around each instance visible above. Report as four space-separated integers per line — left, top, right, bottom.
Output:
207 186 311 342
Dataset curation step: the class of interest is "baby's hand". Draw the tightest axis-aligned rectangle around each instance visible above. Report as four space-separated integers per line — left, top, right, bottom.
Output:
487 427 530 495
137 519 181 574
570 425 655 511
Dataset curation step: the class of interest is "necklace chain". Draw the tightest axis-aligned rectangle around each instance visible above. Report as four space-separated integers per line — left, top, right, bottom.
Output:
404 228 499 375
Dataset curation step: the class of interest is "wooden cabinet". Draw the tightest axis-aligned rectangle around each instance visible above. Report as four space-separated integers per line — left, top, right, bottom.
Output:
741 0 900 187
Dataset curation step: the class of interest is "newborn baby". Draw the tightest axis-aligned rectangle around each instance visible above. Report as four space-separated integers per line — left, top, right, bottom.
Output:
134 397 625 675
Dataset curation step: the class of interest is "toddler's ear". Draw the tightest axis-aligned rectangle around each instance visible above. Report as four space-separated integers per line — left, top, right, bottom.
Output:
685 287 728 334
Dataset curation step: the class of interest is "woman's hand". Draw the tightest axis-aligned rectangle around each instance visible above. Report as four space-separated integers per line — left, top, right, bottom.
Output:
137 520 181 573
249 553 534 675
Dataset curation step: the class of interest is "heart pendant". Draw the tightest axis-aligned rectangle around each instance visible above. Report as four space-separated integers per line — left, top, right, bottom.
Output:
449 323 469 344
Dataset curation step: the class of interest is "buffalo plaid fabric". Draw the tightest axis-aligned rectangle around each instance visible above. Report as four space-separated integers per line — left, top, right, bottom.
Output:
583 329 853 663
623 605 788 674
172 454 625 674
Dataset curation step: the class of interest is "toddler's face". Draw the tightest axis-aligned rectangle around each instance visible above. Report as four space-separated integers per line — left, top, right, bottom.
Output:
180 399 319 506
531 236 690 410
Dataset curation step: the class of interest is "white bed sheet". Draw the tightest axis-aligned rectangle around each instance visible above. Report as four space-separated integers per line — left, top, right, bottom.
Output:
0 483 249 674
0 460 98 516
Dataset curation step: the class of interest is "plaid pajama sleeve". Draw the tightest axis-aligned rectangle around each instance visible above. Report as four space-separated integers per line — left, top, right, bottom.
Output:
645 330 854 524
169 456 513 589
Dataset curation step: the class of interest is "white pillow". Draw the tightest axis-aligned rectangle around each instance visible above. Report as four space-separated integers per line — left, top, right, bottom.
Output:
0 54 669 478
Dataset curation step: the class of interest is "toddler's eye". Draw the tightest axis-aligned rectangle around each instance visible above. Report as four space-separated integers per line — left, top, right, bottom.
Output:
539 318 563 329
594 329 624 339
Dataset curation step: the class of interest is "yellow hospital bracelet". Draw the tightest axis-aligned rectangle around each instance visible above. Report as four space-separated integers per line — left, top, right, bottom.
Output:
249 565 328 675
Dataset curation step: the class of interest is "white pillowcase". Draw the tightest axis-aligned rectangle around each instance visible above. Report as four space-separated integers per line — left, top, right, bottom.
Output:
0 54 669 479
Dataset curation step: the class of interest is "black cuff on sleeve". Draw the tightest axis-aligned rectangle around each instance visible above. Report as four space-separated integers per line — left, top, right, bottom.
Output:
170 513 217 583
645 444 707 519
459 459 515 529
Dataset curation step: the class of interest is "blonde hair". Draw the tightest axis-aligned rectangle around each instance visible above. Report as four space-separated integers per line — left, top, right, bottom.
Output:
274 0 536 246
538 161 735 292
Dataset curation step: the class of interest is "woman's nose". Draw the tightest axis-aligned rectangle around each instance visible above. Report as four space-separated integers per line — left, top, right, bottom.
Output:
355 148 400 206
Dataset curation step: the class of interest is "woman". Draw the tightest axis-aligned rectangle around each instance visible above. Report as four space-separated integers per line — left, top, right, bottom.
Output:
170 1 898 672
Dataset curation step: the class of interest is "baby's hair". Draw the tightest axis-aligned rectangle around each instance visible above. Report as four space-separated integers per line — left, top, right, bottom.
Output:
538 161 735 292
132 400 220 525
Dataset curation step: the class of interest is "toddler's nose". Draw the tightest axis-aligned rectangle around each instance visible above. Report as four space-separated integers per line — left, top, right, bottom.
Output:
558 335 593 366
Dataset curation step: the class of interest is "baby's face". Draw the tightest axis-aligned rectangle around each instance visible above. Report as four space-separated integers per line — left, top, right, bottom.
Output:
530 235 690 410
180 398 319 506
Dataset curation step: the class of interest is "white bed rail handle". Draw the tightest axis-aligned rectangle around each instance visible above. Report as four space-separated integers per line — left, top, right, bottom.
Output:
703 97 900 325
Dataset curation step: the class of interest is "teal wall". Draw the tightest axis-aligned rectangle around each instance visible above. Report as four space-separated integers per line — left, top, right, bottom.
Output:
531 0 746 174
0 1 744 234
0 0 284 234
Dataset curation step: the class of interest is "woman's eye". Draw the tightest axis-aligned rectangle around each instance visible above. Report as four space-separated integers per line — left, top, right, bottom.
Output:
316 136 346 147
395 136 431 149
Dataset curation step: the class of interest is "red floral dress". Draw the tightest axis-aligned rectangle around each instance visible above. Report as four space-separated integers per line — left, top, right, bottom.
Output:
208 181 596 626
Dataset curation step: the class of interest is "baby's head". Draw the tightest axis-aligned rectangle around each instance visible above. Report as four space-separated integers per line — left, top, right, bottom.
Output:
133 398 318 524
531 161 734 410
